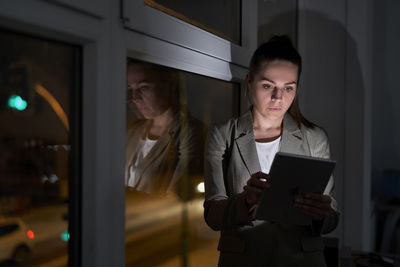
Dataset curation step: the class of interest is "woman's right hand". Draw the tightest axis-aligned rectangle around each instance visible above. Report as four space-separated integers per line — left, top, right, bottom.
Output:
244 172 271 207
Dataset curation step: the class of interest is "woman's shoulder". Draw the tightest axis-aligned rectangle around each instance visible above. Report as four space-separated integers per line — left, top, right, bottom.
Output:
211 112 249 137
206 117 240 147
301 123 331 157
215 109 252 130
301 123 329 143
213 117 238 131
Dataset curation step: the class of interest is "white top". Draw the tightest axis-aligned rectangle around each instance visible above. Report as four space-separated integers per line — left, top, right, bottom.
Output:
141 137 157 159
255 137 281 174
127 136 158 188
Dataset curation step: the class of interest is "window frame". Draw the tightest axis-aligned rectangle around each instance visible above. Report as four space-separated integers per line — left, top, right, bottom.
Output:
125 28 249 115
0 1 127 266
122 0 257 68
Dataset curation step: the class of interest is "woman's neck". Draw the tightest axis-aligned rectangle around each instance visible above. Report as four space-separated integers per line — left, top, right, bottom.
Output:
252 109 283 142
148 107 174 139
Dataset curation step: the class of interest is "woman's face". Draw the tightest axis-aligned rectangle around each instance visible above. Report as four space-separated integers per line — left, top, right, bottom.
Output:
127 64 173 119
248 60 298 121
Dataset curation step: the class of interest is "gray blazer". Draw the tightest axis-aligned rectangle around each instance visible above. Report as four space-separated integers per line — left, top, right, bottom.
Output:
204 109 339 267
125 109 204 196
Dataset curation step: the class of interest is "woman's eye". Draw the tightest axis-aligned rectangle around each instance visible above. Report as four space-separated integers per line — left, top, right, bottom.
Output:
263 84 272 89
139 86 149 92
285 87 293 92
127 89 133 98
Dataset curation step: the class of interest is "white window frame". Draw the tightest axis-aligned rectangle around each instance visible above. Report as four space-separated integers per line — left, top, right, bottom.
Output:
122 0 258 68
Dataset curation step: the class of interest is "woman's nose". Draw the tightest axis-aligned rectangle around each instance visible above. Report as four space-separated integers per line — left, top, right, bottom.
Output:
271 87 283 100
128 88 141 101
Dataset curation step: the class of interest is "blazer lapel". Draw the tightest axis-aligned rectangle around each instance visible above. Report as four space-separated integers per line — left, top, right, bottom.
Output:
280 114 307 155
235 110 261 175
126 120 148 167
136 108 185 178
136 127 171 179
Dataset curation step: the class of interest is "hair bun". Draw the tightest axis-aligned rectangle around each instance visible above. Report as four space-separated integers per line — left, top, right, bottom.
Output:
248 34 301 81
267 35 294 48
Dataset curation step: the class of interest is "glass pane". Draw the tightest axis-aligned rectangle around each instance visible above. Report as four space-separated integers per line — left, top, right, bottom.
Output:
125 59 239 266
144 0 241 45
0 29 80 266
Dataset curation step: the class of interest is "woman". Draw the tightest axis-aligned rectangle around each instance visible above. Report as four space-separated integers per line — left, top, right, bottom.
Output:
125 60 204 198
204 36 339 266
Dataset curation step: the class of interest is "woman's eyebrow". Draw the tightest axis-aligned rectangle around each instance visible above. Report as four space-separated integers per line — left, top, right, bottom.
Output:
137 79 150 85
260 77 297 85
131 80 151 88
284 81 297 85
260 77 275 84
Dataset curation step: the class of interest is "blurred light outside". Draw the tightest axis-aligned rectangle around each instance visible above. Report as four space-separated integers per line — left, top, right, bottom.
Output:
7 94 27 110
27 229 35 239
196 182 205 193
60 230 70 242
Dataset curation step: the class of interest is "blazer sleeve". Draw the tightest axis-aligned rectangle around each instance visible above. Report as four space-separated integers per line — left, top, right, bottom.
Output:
168 118 206 200
203 124 253 231
308 127 340 235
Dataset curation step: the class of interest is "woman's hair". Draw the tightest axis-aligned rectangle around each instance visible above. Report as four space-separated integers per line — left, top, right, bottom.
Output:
248 35 314 128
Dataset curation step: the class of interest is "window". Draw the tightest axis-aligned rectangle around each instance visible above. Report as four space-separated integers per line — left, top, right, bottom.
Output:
125 59 240 266
0 28 81 266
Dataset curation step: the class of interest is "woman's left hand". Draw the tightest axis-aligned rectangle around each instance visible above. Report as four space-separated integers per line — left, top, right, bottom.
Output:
294 193 332 221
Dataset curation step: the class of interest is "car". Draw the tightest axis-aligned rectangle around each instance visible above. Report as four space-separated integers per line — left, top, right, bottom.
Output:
0 217 34 265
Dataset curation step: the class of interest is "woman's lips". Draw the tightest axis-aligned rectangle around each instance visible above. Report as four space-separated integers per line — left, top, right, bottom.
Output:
268 107 281 111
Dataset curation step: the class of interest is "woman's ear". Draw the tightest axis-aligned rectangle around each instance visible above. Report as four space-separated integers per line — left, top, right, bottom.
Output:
246 73 253 90
245 73 251 83
244 74 253 104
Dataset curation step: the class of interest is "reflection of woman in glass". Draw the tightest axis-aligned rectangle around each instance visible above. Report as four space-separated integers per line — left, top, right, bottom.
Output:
126 60 203 197
204 36 339 266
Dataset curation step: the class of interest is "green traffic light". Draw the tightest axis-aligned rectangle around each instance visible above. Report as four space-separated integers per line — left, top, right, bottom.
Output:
60 229 70 242
8 94 27 111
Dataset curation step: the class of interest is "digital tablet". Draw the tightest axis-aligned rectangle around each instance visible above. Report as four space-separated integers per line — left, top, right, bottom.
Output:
255 152 336 225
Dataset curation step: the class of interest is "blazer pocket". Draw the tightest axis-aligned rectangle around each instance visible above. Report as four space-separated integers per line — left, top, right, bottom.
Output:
301 236 324 252
217 233 245 253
